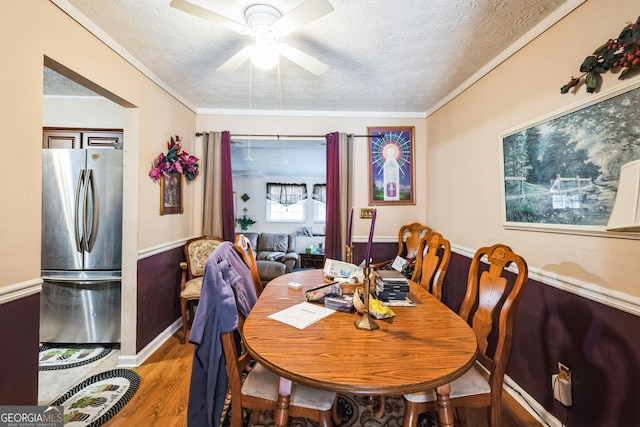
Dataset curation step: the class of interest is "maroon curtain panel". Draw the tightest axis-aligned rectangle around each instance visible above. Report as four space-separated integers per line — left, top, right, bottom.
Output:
221 130 235 241
325 132 341 260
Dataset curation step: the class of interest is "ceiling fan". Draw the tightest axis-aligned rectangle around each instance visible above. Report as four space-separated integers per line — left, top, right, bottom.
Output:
170 0 333 75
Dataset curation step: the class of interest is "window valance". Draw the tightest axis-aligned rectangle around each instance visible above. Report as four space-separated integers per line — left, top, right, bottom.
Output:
266 183 308 206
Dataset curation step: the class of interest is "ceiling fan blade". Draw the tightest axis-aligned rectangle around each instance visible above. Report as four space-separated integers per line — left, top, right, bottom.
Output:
277 44 328 75
216 46 253 73
273 0 334 35
170 0 248 34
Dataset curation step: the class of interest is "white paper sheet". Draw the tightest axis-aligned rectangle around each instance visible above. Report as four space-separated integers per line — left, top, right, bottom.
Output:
268 302 336 329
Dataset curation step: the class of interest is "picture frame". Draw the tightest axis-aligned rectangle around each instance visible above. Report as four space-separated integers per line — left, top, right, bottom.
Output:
160 171 183 215
499 79 640 237
368 126 415 205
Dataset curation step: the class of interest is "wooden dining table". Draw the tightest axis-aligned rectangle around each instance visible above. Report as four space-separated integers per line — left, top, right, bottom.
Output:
242 269 478 427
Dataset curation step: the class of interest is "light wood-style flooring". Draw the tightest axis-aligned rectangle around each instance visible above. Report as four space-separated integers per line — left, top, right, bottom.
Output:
102 332 542 427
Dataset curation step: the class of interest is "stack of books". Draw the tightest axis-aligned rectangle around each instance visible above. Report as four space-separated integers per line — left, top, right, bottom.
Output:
374 269 410 302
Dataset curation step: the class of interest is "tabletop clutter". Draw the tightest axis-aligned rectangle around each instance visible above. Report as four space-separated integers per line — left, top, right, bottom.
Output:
298 256 415 319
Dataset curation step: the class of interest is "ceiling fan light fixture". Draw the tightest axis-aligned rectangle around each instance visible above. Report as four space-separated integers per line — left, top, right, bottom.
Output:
250 40 279 70
172 0 333 74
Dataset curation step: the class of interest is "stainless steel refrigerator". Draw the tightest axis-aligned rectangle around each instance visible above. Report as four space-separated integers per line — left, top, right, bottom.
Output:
41 148 123 343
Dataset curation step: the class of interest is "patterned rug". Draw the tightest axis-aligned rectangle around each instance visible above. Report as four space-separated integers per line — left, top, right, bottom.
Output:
39 344 114 371
50 368 140 427
223 393 438 427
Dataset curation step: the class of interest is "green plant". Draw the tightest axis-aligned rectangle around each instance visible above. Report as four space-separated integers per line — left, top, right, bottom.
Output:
561 16 640 94
236 215 255 231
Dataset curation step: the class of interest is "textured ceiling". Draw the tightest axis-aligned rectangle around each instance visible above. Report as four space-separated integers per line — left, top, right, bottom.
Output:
52 0 571 114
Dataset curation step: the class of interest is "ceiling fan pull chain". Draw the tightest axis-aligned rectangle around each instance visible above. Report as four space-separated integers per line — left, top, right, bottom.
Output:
277 64 283 110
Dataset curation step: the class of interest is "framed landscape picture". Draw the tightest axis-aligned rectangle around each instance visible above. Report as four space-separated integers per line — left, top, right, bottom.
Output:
368 126 415 205
499 80 640 237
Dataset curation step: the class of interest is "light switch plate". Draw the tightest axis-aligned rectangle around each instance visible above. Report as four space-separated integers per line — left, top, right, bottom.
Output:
360 208 374 219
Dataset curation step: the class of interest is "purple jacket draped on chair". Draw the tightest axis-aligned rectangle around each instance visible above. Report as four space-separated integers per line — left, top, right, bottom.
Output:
187 241 258 427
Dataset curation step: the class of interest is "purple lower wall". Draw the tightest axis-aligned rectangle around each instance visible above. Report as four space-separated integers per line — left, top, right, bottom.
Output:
3 241 639 423
0 243 185 403
357 243 640 425
0 293 39 404
136 246 185 352
443 252 640 427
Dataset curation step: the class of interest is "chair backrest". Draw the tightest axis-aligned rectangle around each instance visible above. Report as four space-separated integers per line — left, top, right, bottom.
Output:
183 236 224 279
234 234 264 297
410 232 451 300
460 244 528 395
396 223 433 259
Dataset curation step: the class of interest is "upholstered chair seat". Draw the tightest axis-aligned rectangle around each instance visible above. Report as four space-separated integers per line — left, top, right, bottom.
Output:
404 364 491 403
222 329 339 427
241 363 336 412
180 277 202 299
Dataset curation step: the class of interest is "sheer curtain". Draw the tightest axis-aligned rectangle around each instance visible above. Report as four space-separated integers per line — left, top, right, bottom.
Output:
202 130 235 241
325 132 352 260
312 184 326 202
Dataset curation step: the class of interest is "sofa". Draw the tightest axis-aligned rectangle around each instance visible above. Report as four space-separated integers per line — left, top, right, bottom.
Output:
240 232 299 286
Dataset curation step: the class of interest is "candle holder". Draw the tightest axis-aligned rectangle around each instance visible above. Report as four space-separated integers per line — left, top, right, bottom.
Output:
345 245 353 264
354 266 379 331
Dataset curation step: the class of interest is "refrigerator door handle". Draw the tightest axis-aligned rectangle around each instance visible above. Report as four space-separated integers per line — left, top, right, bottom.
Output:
74 169 86 253
85 168 99 252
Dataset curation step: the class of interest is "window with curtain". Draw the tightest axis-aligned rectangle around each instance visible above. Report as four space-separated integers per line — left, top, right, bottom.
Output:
266 183 307 222
313 184 327 222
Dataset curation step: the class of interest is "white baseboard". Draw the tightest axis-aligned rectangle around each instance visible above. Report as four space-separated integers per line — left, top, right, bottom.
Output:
504 375 562 427
117 318 183 368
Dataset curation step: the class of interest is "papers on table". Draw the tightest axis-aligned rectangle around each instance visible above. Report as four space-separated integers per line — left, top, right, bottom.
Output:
268 302 336 329
391 256 408 272
323 259 361 282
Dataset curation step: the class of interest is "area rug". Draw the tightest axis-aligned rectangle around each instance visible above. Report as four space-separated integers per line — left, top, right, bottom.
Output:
50 368 140 427
39 344 114 371
223 393 438 427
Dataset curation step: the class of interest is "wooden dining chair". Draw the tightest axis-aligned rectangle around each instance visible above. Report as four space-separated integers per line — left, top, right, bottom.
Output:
234 234 264 297
402 243 529 427
410 232 451 301
372 223 433 270
221 328 338 427
179 236 224 344
373 232 451 419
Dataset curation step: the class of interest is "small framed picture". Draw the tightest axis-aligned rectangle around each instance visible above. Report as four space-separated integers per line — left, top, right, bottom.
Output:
160 171 183 215
368 126 415 205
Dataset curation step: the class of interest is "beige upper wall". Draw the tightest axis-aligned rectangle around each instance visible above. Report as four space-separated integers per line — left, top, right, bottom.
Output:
196 114 428 241
427 0 640 296
4 0 638 304
0 1 197 288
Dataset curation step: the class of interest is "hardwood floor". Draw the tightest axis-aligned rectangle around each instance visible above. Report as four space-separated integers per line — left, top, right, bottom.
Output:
102 333 192 427
103 332 542 427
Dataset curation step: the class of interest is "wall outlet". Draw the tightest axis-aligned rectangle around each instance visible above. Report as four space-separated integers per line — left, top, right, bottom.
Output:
553 362 572 406
558 362 570 376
